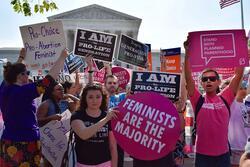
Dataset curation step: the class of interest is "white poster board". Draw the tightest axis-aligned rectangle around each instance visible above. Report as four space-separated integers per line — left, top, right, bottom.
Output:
20 20 66 70
40 110 71 167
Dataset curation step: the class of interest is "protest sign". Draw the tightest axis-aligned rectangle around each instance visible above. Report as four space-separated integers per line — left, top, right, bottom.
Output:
65 52 86 74
111 92 180 160
112 66 130 92
94 60 105 71
118 34 148 68
0 111 3 138
248 30 250 57
74 29 117 62
131 71 181 101
40 110 71 167
93 68 106 83
20 20 66 70
160 47 181 73
146 44 152 71
189 29 249 70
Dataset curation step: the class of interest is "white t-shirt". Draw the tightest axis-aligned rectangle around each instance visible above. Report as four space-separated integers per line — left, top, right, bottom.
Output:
228 100 250 150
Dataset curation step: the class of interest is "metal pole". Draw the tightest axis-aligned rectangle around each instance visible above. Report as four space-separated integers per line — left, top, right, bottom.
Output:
241 0 244 29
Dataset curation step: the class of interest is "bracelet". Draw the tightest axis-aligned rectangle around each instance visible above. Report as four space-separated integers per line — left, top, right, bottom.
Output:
88 70 94 73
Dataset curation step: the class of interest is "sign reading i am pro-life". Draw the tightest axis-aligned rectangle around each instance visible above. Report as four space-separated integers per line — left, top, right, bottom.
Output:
111 92 180 160
20 20 66 70
74 29 117 62
188 29 249 70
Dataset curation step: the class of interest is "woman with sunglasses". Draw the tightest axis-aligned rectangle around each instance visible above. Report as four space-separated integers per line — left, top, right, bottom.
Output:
0 48 68 166
70 83 118 167
184 39 244 167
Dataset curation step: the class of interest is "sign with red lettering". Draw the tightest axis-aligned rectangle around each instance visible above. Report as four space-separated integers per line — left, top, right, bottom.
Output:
111 92 180 160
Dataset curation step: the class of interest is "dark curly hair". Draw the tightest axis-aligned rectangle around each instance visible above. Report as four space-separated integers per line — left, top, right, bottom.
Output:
42 81 61 114
79 83 108 112
3 62 26 84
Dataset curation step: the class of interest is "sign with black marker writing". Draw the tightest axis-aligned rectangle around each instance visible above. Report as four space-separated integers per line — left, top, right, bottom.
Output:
20 20 66 70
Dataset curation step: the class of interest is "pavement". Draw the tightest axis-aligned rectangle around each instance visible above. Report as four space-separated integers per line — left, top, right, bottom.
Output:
124 157 195 167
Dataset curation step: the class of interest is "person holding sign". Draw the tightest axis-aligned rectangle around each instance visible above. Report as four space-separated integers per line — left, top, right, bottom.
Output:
0 48 68 166
184 39 244 167
70 83 118 167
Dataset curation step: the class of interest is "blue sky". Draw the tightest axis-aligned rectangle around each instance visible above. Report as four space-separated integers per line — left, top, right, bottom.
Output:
0 0 249 49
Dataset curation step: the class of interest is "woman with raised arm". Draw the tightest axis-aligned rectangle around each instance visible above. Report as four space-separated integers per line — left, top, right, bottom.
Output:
0 48 68 166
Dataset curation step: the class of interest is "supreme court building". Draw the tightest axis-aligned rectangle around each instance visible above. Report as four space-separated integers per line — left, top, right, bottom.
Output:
0 4 162 81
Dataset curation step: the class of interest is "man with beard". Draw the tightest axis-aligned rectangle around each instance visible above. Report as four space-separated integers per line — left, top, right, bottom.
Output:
104 74 126 167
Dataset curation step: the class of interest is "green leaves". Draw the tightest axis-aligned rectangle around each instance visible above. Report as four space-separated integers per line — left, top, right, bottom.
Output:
10 0 58 16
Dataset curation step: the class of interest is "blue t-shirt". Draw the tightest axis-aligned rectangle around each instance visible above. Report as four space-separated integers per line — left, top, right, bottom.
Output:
0 81 40 141
108 93 126 109
46 99 69 116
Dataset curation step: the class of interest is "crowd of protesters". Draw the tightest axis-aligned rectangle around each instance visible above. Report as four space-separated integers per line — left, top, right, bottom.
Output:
0 36 250 167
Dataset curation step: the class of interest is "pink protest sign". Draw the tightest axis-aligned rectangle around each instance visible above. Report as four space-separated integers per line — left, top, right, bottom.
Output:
93 68 105 83
189 29 248 70
112 66 130 92
111 92 180 160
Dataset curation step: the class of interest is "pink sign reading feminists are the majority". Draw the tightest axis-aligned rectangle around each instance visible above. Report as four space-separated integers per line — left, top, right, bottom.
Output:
189 29 249 71
111 92 180 160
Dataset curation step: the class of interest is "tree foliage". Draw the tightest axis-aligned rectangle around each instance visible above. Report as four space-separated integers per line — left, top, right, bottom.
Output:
11 0 58 16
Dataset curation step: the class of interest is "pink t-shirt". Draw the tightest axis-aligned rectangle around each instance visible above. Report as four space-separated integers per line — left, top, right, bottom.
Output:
190 87 234 156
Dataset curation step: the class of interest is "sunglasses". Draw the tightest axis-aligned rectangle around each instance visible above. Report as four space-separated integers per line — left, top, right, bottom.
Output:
20 71 30 76
201 76 218 82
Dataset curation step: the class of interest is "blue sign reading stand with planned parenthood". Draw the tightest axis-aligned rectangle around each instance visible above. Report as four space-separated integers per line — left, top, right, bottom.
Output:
131 71 181 101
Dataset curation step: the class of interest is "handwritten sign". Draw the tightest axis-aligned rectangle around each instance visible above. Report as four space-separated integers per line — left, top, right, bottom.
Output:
112 66 130 92
20 20 66 70
65 52 86 74
40 110 71 167
189 29 249 70
118 34 148 68
131 71 181 101
160 47 181 73
111 92 180 160
74 29 117 62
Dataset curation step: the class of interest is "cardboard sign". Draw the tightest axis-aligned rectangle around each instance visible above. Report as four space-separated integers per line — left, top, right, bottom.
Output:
20 20 66 70
160 47 181 73
189 29 249 70
74 29 117 62
131 71 181 101
111 92 180 160
118 34 148 68
112 66 130 92
40 110 71 167
65 53 86 74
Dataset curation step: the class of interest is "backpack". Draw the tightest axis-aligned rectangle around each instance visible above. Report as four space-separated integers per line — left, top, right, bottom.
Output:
191 95 230 145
